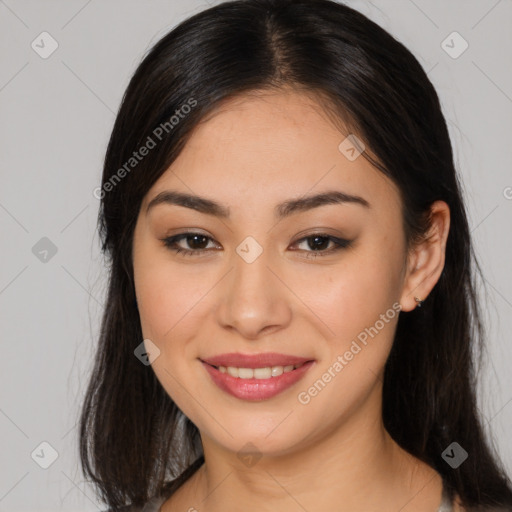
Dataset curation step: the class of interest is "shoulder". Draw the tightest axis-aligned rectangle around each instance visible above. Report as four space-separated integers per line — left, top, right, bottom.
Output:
455 501 512 512
103 506 141 512
102 495 165 512
452 490 512 512
102 456 205 512
102 505 145 512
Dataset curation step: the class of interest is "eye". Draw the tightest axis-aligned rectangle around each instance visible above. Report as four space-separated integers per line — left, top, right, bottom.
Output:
161 232 353 259
161 232 218 257
291 234 352 259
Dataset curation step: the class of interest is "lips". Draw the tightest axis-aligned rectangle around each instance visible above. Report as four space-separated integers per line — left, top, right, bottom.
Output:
201 352 312 369
200 352 316 401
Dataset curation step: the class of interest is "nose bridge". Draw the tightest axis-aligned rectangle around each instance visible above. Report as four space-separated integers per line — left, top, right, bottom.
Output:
232 235 271 298
216 235 290 338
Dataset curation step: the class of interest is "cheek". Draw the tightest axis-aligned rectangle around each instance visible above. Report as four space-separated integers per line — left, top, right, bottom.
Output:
292 251 401 343
133 255 212 410
133 242 223 371
135 263 209 343
292 264 401 421
295 250 403 406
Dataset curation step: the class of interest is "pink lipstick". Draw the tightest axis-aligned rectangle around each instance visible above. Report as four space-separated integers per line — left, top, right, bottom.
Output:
200 352 315 401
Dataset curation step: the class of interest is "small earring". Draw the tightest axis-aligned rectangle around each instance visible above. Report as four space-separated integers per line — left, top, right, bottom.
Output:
414 296 424 308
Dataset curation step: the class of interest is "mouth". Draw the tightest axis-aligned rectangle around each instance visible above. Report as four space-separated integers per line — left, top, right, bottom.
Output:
201 351 313 369
200 354 315 401
202 360 309 379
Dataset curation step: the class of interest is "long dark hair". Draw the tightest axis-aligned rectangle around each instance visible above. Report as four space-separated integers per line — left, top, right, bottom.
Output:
79 0 512 510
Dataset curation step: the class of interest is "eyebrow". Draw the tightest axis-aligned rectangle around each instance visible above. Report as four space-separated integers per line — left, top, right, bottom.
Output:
146 189 370 219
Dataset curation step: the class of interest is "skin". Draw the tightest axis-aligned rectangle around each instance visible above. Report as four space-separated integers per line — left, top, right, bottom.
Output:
132 88 456 512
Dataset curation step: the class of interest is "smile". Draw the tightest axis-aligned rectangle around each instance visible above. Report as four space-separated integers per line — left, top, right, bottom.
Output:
200 357 315 401
214 362 305 379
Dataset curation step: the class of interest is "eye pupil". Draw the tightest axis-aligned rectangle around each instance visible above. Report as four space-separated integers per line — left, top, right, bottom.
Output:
309 236 329 251
188 234 209 249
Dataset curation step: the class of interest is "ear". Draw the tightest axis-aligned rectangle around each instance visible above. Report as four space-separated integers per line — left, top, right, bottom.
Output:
399 200 451 312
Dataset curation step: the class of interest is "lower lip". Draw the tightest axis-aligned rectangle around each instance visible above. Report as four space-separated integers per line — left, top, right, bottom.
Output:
201 360 315 401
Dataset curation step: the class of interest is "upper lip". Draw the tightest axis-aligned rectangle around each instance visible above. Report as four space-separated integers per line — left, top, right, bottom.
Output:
201 352 313 369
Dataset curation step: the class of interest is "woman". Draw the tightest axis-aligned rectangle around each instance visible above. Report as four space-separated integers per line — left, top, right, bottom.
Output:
79 0 512 511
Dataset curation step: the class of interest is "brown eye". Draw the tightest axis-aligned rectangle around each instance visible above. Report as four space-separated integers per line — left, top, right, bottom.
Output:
162 233 217 256
292 234 352 259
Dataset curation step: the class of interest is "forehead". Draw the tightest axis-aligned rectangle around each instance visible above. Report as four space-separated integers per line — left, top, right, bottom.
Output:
144 90 401 219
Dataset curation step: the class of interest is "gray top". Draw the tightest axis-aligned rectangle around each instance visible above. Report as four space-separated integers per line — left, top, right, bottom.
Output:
109 477 455 512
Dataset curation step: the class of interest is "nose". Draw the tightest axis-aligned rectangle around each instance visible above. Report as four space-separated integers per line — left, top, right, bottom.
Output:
215 245 292 340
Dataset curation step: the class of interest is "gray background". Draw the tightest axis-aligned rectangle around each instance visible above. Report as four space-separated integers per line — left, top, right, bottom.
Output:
0 0 511 510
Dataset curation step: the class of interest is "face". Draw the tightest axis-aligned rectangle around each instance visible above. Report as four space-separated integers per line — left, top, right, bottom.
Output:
132 89 412 456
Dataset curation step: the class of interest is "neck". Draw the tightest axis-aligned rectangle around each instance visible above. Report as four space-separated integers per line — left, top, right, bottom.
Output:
166 384 443 512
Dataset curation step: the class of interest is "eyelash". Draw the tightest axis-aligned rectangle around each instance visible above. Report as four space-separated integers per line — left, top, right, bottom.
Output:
161 232 352 260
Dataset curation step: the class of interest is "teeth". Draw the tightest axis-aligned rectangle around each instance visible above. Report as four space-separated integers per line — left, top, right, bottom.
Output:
271 366 283 377
217 363 303 379
238 367 254 379
227 366 239 377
